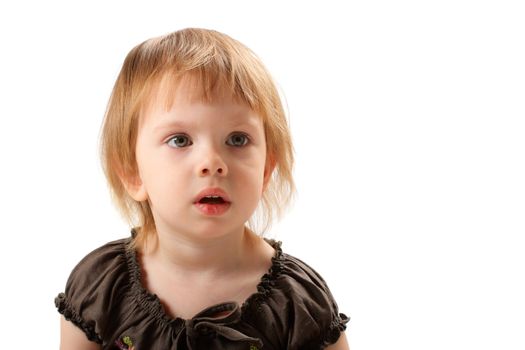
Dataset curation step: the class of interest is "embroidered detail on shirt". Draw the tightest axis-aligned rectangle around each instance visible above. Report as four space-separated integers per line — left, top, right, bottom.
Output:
115 335 135 350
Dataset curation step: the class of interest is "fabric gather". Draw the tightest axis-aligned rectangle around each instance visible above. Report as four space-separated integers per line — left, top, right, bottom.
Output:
55 234 349 349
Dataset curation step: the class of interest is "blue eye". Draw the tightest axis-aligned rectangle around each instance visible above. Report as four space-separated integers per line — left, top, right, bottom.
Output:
167 135 192 148
226 133 249 147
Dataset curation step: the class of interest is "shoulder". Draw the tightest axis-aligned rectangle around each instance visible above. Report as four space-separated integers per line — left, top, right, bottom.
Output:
247 240 349 349
55 238 132 344
63 238 131 298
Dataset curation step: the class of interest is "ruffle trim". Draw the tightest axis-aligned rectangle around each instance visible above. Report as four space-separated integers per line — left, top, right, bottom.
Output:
55 293 103 344
124 231 285 332
123 236 181 330
322 312 350 347
241 239 284 313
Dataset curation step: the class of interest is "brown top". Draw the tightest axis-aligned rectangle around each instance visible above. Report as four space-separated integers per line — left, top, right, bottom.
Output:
55 234 349 350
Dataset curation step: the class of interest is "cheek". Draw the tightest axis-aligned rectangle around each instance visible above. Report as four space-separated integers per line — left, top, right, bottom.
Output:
233 161 266 194
137 151 186 196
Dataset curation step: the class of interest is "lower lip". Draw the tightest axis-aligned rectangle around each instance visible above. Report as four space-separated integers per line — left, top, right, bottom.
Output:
194 202 231 216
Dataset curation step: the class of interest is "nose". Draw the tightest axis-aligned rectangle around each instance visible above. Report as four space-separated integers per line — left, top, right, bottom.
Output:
197 148 228 177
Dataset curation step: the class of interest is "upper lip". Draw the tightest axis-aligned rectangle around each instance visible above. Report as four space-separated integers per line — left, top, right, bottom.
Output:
194 187 231 203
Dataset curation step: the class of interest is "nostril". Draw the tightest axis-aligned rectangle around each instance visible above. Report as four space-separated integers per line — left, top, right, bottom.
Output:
199 167 225 176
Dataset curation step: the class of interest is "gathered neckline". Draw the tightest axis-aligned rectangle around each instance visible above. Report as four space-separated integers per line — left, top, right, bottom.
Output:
123 233 284 332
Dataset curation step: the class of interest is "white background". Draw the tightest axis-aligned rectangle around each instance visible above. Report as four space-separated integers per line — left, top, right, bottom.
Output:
1 1 524 349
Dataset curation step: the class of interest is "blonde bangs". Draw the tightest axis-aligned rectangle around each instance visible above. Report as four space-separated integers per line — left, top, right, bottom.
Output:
139 37 273 121
100 28 295 248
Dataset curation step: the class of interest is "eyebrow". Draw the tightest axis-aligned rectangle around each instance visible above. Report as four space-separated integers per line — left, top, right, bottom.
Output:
152 121 188 133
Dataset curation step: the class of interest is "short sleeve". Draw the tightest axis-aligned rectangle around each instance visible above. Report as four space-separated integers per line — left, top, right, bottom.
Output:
55 237 349 349
55 239 131 343
284 254 349 348
252 248 349 349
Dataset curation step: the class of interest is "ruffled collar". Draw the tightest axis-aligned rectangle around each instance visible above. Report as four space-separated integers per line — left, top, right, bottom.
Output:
124 229 284 336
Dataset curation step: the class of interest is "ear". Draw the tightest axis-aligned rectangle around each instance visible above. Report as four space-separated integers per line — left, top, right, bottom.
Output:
262 155 276 192
118 167 148 202
123 176 148 202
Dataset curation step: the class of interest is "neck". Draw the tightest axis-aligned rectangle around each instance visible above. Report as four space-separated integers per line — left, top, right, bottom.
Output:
146 226 255 277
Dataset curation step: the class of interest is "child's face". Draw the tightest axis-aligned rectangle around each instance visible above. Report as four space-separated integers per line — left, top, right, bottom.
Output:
128 81 273 241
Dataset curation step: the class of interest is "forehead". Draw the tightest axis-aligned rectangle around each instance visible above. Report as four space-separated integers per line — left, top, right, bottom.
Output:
139 73 263 128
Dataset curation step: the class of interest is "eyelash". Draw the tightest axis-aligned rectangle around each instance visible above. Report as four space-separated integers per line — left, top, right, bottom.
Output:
166 134 193 148
166 133 250 148
226 133 250 147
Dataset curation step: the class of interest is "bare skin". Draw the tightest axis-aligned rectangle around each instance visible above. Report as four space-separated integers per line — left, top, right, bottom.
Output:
139 228 275 319
59 317 99 350
59 231 349 350
59 84 349 349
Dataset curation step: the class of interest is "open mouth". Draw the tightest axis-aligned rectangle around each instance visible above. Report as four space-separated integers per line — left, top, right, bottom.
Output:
193 188 231 216
195 195 231 215
198 196 227 204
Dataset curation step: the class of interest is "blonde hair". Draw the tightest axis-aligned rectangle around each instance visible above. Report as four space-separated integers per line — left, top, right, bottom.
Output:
100 28 295 248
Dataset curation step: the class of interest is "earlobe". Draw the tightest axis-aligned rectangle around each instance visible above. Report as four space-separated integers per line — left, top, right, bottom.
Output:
120 171 148 202
114 161 149 201
126 181 148 202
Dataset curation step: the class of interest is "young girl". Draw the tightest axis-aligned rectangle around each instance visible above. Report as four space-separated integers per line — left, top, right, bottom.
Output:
55 28 349 350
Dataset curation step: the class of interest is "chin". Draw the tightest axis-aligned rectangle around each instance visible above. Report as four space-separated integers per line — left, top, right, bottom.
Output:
183 222 236 238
